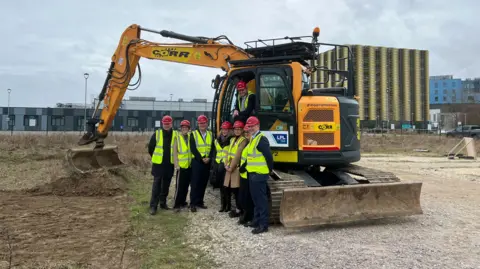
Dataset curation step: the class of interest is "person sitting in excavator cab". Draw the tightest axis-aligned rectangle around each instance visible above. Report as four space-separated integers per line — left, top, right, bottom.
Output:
233 80 256 123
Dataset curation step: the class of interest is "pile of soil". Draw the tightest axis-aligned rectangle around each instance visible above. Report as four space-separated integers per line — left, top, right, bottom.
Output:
27 171 127 197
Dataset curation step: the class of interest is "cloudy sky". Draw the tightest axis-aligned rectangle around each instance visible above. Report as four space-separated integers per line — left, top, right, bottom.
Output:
0 0 478 107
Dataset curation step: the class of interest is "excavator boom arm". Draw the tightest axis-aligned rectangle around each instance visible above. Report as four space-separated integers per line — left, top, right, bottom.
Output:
78 24 251 147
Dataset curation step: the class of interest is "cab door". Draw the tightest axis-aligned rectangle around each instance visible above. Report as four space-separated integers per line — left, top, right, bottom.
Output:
254 66 297 153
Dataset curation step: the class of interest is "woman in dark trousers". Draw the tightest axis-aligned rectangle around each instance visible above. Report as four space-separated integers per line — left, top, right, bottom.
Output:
238 124 254 225
223 121 248 217
214 121 233 211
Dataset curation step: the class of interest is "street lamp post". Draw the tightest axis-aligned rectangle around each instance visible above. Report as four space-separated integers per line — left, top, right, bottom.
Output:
84 73 89 132
169 93 173 115
7 88 11 135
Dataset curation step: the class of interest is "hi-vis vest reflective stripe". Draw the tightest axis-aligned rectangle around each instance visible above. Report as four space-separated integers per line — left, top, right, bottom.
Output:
193 130 212 157
214 139 227 164
227 136 246 164
240 144 249 178
177 133 192 168
152 129 178 164
246 132 269 174
238 91 253 111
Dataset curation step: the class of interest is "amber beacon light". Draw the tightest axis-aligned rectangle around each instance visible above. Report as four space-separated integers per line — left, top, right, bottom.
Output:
313 27 320 38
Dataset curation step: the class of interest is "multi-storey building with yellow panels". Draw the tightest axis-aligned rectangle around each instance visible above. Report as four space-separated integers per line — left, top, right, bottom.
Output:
312 45 429 126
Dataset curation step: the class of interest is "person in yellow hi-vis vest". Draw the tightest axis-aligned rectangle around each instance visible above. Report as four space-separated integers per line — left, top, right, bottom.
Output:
223 120 248 217
238 124 254 226
147 115 178 215
215 121 233 211
244 116 273 234
233 80 256 123
189 115 215 212
172 120 193 212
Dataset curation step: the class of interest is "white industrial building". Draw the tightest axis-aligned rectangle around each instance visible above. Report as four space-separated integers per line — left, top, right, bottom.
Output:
90 96 214 112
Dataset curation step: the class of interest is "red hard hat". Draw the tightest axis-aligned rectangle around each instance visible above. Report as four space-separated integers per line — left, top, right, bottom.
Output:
180 120 190 127
162 115 173 124
245 116 259 127
197 115 208 123
233 120 245 129
221 121 232 129
243 125 249 131
236 81 246 90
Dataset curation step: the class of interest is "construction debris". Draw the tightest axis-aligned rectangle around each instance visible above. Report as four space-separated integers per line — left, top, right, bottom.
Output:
446 137 477 160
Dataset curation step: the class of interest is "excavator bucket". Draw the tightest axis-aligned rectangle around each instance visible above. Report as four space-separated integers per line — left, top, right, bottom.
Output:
65 145 126 174
279 182 423 228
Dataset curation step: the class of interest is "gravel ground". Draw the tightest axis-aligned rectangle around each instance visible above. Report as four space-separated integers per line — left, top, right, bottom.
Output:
185 155 480 269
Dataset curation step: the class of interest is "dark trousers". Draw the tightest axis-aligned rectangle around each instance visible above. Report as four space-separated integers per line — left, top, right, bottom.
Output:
149 166 174 209
190 159 210 207
212 161 226 189
173 167 191 208
239 176 254 222
225 187 240 211
249 173 270 228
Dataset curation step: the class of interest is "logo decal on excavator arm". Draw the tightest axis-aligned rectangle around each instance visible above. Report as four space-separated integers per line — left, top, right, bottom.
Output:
151 48 192 62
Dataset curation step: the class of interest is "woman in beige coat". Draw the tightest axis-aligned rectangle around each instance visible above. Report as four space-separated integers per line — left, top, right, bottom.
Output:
223 120 248 217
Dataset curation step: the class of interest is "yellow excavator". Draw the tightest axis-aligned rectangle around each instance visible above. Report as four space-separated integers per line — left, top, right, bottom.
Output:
67 24 423 228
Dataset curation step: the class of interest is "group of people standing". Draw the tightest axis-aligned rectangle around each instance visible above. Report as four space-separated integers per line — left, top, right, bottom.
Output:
147 80 272 234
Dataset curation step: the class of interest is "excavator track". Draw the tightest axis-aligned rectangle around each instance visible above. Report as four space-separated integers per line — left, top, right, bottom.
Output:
268 172 307 224
332 164 401 184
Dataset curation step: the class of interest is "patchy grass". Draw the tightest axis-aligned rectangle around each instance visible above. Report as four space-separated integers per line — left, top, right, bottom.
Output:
0 133 215 268
120 168 216 269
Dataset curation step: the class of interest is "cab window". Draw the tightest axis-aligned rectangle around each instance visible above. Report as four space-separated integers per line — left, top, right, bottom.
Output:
258 74 291 113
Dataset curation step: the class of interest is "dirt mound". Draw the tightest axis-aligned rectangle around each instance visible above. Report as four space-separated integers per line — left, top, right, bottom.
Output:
27 171 127 197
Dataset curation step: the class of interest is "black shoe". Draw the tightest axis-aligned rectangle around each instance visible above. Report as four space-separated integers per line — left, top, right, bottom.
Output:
229 210 240 218
238 218 247 225
149 207 157 215
198 204 208 209
219 207 227 212
190 206 197 212
244 221 258 228
252 226 268 234
160 204 170 210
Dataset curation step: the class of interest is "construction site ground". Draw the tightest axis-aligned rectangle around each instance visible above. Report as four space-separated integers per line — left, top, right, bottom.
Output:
0 133 479 269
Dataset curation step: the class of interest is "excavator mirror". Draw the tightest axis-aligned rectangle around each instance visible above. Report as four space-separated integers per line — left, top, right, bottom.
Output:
212 74 222 89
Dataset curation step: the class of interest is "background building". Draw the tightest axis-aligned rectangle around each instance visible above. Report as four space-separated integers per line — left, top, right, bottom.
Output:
429 75 463 104
428 76 480 104
462 78 480 103
312 45 430 128
0 96 213 132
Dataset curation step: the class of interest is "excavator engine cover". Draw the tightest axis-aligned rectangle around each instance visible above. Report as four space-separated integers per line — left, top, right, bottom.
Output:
279 182 423 228
66 145 126 174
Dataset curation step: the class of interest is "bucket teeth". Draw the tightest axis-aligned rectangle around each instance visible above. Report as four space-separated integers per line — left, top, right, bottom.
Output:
66 145 126 174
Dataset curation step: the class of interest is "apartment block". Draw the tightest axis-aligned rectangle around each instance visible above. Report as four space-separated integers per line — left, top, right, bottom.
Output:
312 45 430 125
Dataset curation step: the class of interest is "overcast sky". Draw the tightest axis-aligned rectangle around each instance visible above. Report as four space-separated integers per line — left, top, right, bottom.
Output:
0 0 478 107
